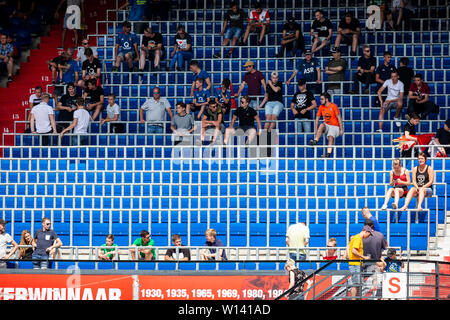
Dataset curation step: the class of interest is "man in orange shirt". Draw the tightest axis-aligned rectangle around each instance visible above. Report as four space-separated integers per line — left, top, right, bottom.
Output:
309 92 344 158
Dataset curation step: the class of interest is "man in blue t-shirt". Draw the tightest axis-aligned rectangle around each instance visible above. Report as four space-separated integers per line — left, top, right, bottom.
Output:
374 51 397 107
188 78 211 120
112 21 139 72
58 49 80 85
118 0 148 34
189 60 212 97
286 49 322 94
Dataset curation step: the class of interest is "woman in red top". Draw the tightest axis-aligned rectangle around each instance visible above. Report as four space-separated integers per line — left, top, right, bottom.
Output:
381 159 411 210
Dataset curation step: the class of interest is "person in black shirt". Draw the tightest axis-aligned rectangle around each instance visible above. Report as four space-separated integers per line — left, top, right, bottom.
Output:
47 53 65 84
290 79 317 142
79 48 102 89
167 25 193 71
164 235 191 261
397 57 414 94
18 229 34 260
434 119 450 157
334 12 361 56
139 26 165 71
349 45 377 94
83 79 104 121
275 16 305 58
214 1 247 59
201 100 225 144
56 83 80 130
401 113 420 158
224 95 262 145
310 9 333 54
258 72 283 133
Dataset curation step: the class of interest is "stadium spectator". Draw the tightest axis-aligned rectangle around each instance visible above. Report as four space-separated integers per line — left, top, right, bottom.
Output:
146 0 171 21
349 45 376 94
18 230 34 260
101 93 124 133
30 93 57 146
275 16 304 58
223 95 262 146
406 74 434 120
139 26 165 72
130 230 156 261
164 234 191 261
26 86 43 131
32 217 62 270
290 79 317 142
189 60 212 97
139 86 174 133
309 92 344 158
215 78 232 115
56 82 79 130
47 52 65 84
381 159 411 210
79 47 102 89
235 60 266 109
167 25 193 72
112 21 139 72
0 219 18 268
321 238 339 260
401 113 420 158
214 1 247 59
397 57 414 94
76 38 98 64
0 33 14 82
60 97 91 145
386 0 406 30
284 259 307 300
242 2 270 45
200 228 227 261
55 0 84 50
433 119 450 157
377 70 404 131
6 34 19 62
375 51 397 107
286 222 310 260
201 100 225 145
286 49 321 94
97 234 118 261
189 78 210 120
347 225 372 299
399 152 434 211
310 9 333 54
325 47 347 95
258 71 283 133
11 0 37 20
334 12 361 56
171 102 196 145
58 48 80 86
361 206 381 232
118 0 148 34
378 248 404 272
83 79 104 121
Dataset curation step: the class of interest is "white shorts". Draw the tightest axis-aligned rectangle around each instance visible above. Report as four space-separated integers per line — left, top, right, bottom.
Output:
324 124 340 138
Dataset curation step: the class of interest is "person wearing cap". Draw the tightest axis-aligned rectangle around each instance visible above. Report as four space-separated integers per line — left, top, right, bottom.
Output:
32 217 62 269
214 1 247 59
112 21 139 72
406 73 435 120
347 225 372 299
286 49 321 94
0 219 19 268
242 1 271 45
310 9 333 54
325 47 347 95
362 219 387 281
379 248 404 273
433 119 450 157
167 25 193 71
309 92 343 158
139 86 174 133
334 12 361 56
290 78 317 142
275 16 305 58
235 60 266 109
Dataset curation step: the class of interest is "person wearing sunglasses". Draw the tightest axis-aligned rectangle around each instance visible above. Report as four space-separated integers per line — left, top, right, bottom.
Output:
349 44 376 94
76 38 98 64
32 218 62 269
130 230 156 261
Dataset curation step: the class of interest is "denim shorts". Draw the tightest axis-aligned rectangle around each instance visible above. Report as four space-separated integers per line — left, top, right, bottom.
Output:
225 27 243 40
349 264 361 285
265 101 284 117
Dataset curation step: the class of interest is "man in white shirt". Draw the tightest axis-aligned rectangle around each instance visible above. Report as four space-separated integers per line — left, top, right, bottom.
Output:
60 97 91 145
377 70 404 131
0 219 19 269
30 93 57 145
75 38 98 63
101 94 124 133
26 85 43 131
139 87 174 133
286 222 310 261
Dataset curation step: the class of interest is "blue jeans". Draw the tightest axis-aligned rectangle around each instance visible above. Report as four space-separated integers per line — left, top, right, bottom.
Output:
71 135 88 146
32 253 50 269
169 51 193 69
147 124 164 134
224 27 243 40
289 253 306 261
295 119 312 133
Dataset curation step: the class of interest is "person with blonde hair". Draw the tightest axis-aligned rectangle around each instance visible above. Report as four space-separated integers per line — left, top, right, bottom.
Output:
381 159 411 210
18 230 34 260
200 228 227 261
284 259 307 300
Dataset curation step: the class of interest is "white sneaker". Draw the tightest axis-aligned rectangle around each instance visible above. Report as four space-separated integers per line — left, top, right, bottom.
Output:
394 117 401 127
376 129 383 133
